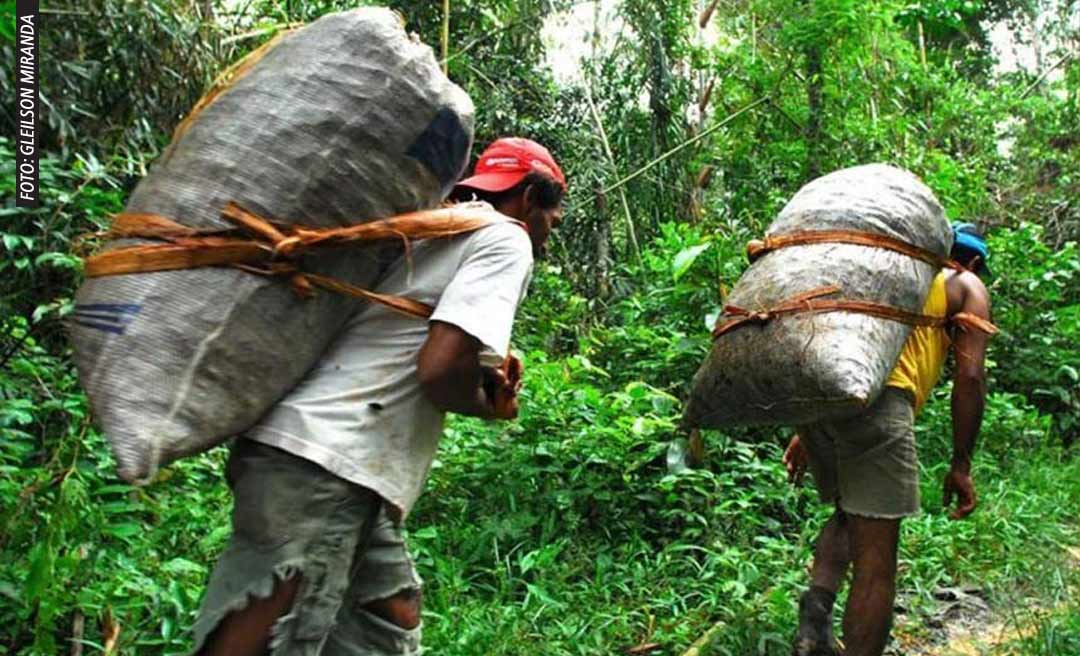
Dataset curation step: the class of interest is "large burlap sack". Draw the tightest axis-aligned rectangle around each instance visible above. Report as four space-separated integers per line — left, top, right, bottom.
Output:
683 164 951 429
70 9 474 483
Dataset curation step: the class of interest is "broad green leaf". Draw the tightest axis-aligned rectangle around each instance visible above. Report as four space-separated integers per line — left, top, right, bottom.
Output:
161 557 205 576
672 242 711 281
705 308 721 330
34 252 82 270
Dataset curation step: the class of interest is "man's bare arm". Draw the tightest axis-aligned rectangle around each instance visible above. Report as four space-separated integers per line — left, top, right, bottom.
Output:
945 271 991 519
949 272 991 472
417 321 499 419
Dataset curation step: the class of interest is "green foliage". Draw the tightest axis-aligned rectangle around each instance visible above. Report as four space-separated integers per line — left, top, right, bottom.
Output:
0 2 15 43
1009 594 1080 655
895 0 1034 73
0 314 230 654
0 138 122 355
984 224 1080 440
997 87 1080 247
0 1 220 168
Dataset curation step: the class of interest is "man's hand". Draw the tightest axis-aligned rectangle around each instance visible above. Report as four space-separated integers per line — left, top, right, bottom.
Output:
484 355 522 420
782 434 809 486
943 467 977 520
503 354 523 392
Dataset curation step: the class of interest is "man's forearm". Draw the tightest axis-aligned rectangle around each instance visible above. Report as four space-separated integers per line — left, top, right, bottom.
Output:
452 383 496 418
421 368 495 418
950 376 986 472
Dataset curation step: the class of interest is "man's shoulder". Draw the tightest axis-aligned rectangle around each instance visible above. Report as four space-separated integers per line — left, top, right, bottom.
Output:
945 269 988 297
465 215 532 259
945 269 990 317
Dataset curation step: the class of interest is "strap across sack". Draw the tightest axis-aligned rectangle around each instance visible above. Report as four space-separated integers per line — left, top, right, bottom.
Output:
712 230 998 338
84 202 523 320
746 229 965 271
712 286 998 338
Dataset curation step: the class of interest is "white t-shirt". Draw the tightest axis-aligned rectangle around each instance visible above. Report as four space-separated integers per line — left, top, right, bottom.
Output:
247 217 533 518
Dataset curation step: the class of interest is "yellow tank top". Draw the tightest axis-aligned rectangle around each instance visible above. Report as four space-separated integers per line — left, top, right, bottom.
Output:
886 272 950 414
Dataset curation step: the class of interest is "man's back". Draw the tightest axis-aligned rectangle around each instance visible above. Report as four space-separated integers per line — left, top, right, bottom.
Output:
887 271 951 412
247 217 533 518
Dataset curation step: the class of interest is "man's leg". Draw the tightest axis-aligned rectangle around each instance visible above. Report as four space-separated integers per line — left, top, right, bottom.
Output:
794 422 849 656
190 440 382 656
810 388 919 655
842 515 901 656
795 510 851 655
323 508 424 655
363 588 422 630
810 510 852 593
200 575 302 656
829 389 917 655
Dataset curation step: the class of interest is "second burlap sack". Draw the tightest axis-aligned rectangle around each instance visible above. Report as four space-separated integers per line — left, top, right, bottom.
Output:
683 164 951 429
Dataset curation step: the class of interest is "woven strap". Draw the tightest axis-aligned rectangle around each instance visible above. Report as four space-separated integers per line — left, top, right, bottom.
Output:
712 286 998 339
84 202 522 320
949 311 999 335
232 263 437 319
746 229 964 270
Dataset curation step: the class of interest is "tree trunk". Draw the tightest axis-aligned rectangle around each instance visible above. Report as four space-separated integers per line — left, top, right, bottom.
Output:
649 29 672 226
594 183 611 298
804 39 823 181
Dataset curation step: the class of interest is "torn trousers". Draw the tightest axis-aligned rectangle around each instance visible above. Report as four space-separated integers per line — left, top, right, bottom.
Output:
190 439 422 655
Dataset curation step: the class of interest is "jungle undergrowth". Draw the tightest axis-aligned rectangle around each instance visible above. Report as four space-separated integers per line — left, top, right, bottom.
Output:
2 223 1076 653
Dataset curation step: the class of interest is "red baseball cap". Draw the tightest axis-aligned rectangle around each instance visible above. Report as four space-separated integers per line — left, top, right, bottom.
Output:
455 137 566 193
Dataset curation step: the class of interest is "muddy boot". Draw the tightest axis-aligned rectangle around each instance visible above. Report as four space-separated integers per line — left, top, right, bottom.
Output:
792 586 840 656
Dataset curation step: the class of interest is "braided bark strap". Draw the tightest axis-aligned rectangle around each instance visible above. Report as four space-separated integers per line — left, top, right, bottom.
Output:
84 202 521 320
712 286 998 339
746 229 964 270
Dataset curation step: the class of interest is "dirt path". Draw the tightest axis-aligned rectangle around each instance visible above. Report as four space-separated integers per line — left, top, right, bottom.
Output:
908 611 1042 656
894 546 1080 656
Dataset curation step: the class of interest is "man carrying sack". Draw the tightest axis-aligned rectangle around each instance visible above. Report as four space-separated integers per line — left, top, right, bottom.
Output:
782 223 994 656
193 138 566 656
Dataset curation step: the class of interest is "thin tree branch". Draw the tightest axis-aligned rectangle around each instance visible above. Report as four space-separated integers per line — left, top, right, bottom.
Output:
679 618 727 656
699 0 722 29
602 96 769 195
220 22 301 46
766 96 804 131
464 62 497 89
444 0 599 66
917 20 928 72
442 0 451 75
0 319 39 372
445 17 526 64
1020 52 1074 99
584 82 641 262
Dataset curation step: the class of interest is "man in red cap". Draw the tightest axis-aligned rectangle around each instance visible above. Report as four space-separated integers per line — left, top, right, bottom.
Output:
193 138 565 656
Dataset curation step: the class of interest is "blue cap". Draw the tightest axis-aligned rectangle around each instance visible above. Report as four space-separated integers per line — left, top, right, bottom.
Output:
951 222 990 274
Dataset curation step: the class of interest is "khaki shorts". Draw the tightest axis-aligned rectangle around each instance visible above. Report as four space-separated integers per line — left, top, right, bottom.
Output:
191 440 422 655
800 387 920 519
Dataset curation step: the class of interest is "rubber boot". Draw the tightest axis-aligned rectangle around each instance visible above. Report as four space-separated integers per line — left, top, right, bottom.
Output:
792 586 840 656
